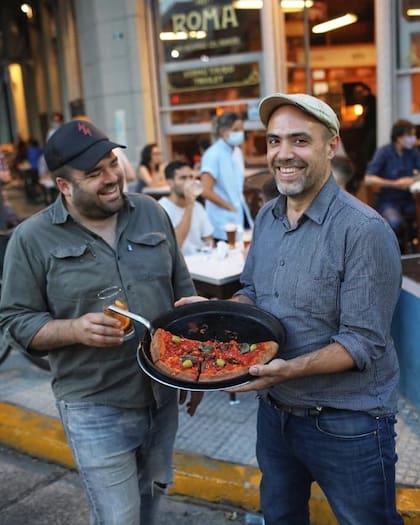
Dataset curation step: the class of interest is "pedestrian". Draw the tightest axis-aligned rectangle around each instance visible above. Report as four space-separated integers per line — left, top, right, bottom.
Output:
46 111 65 141
200 111 253 241
365 118 419 249
159 160 213 255
0 119 201 525
177 93 403 525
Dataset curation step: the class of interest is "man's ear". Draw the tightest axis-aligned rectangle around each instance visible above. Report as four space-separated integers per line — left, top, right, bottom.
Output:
55 177 72 196
327 135 340 160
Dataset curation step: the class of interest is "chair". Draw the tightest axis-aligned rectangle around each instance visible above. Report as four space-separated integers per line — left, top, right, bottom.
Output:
244 170 273 218
360 182 418 254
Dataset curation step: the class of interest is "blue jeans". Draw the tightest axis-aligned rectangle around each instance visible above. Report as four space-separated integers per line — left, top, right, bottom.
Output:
57 391 178 525
256 398 403 525
377 200 416 235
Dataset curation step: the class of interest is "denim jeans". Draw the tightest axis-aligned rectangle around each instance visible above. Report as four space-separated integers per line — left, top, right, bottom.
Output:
256 398 403 525
57 390 178 525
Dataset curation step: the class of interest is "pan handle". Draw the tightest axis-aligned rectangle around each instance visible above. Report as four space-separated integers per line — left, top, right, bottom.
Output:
106 305 153 332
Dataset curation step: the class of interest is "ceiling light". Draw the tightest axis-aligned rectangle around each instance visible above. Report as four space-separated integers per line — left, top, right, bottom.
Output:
159 31 207 41
233 0 263 9
407 8 420 16
281 0 314 13
312 13 358 34
20 3 33 19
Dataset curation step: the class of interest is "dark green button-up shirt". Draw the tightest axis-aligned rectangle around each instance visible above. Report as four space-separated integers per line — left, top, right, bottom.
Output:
0 193 195 407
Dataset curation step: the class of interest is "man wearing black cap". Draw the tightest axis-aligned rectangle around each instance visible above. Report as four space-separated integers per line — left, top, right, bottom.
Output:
177 93 403 524
0 120 200 525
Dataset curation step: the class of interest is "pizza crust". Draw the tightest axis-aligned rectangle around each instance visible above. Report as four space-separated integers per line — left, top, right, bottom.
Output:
149 328 279 384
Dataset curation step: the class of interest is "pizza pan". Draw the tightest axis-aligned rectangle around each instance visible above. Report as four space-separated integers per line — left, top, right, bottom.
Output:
135 300 287 391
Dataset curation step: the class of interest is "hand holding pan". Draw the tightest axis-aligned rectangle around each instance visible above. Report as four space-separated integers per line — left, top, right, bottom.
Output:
106 301 287 392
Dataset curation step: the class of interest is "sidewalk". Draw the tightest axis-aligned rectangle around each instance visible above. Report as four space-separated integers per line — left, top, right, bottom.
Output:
1 350 420 524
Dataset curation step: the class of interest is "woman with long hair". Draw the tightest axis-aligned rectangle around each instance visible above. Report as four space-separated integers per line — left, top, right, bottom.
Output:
136 143 167 189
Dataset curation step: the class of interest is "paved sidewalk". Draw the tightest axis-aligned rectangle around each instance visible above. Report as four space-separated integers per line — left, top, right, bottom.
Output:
1 351 420 485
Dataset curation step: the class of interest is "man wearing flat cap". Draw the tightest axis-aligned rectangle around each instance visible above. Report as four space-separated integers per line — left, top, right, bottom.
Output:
178 93 403 524
0 120 201 525
235 93 403 524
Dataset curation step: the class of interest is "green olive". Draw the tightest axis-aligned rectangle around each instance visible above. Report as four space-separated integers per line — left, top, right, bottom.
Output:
250 344 257 351
172 335 182 343
216 358 225 367
182 359 193 368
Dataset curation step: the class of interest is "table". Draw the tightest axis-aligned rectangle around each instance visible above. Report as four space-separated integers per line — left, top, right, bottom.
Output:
184 249 244 299
142 186 170 200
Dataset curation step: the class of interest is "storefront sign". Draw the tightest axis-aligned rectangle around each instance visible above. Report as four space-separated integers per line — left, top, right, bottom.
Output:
158 1 261 60
168 62 259 92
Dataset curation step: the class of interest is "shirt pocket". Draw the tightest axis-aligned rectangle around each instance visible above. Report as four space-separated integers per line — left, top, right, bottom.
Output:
47 244 102 314
294 274 339 315
126 232 172 279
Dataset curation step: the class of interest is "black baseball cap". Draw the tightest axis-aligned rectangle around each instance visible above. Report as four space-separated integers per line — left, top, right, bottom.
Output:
44 120 125 171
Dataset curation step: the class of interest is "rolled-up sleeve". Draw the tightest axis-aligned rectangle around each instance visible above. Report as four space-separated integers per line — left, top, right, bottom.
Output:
332 217 401 370
0 226 52 350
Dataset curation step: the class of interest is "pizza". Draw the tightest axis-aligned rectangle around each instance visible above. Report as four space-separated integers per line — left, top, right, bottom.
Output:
149 328 279 383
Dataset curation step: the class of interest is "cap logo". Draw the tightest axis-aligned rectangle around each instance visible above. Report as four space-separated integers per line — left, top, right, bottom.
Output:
77 122 92 136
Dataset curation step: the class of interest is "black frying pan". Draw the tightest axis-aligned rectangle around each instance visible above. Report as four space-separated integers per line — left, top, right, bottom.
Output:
108 301 287 391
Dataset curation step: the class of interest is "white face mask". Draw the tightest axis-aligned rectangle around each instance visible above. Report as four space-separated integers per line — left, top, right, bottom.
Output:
226 130 245 147
402 135 417 149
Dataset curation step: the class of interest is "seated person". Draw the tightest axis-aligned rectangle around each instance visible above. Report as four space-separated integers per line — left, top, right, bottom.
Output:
136 143 167 190
159 161 213 255
261 178 280 204
331 156 355 193
365 119 419 244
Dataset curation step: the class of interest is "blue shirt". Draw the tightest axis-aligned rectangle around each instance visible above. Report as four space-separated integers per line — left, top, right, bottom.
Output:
237 176 402 415
200 138 253 239
366 143 420 205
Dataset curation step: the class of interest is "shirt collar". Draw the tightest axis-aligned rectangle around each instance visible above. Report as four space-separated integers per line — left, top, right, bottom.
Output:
50 193 135 225
272 174 339 225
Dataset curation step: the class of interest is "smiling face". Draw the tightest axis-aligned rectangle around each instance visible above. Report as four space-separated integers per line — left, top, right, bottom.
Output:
57 151 125 220
265 105 339 203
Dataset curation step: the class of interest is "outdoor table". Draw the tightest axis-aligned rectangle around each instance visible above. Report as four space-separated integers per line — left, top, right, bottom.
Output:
142 185 170 200
184 247 244 300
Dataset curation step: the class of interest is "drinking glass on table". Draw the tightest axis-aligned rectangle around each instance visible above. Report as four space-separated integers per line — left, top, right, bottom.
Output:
98 286 134 340
224 222 237 249
242 229 252 251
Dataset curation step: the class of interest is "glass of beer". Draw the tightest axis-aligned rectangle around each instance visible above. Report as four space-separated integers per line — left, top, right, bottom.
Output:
224 222 237 249
98 286 134 340
191 180 204 197
242 229 252 251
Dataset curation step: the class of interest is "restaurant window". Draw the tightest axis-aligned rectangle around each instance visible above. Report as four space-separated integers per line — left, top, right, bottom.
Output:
152 1 264 162
397 0 420 115
282 0 375 127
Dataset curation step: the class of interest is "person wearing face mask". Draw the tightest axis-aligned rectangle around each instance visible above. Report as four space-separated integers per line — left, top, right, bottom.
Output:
200 111 253 241
365 118 420 246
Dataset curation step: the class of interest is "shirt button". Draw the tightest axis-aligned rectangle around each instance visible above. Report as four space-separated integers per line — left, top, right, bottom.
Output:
274 292 279 298
279 260 285 266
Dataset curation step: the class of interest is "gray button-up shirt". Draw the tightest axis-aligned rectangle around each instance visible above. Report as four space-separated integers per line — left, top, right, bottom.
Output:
0 193 195 407
237 176 402 415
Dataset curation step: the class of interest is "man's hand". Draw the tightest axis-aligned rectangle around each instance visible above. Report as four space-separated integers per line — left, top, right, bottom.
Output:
227 359 289 392
394 176 414 190
183 180 200 205
70 313 125 346
175 296 209 307
179 390 204 416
